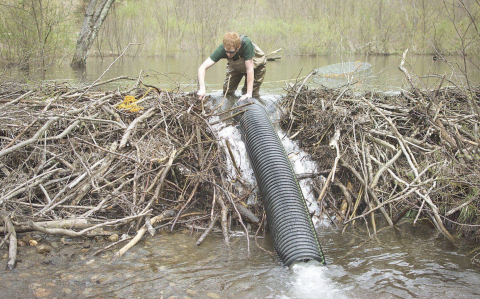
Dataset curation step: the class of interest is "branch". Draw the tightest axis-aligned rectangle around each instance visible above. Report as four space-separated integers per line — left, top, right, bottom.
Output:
2 214 17 270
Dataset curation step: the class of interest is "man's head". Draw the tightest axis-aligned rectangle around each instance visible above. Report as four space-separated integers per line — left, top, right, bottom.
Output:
223 32 241 58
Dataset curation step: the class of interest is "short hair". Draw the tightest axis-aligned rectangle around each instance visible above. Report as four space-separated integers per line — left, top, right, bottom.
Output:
223 32 241 50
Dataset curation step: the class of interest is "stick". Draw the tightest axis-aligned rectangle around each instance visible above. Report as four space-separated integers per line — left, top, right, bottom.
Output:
92 236 134 256
221 175 250 252
398 49 420 97
2 215 17 270
216 194 230 246
0 117 59 158
446 197 477 216
225 140 241 176
111 209 176 261
119 107 157 148
209 110 245 125
213 102 254 117
2 118 38 151
370 150 402 188
0 90 34 110
234 203 260 224
74 137 144 168
316 129 341 203
196 126 204 167
0 218 90 234
0 168 60 205
28 212 149 237
170 182 200 231
196 214 219 246
329 129 341 182
208 75 231 116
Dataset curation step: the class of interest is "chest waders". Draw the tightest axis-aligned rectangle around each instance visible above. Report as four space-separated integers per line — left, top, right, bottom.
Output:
223 37 266 98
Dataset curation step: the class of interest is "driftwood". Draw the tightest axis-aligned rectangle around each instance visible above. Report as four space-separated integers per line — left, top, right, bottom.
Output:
265 48 283 61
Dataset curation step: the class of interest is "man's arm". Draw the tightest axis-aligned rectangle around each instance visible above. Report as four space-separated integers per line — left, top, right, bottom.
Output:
239 59 254 101
197 57 216 100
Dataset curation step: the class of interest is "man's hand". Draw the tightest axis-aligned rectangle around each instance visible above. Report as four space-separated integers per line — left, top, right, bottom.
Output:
197 57 215 100
197 88 206 100
239 93 252 101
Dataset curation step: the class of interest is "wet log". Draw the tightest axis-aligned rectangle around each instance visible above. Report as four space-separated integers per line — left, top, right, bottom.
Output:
0 218 90 234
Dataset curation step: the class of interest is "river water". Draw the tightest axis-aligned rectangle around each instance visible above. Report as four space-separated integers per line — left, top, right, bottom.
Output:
6 53 479 95
2 55 480 298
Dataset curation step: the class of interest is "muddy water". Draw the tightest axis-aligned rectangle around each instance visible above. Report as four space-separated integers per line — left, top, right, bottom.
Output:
2 55 480 298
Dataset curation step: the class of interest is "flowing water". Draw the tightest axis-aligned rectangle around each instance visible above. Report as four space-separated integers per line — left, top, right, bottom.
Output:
2 55 480 298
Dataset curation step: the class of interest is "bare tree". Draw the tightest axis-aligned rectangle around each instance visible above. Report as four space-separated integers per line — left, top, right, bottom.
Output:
71 0 115 69
0 0 71 72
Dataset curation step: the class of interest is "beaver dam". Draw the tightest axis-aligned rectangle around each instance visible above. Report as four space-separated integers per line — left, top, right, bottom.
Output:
1 67 480 270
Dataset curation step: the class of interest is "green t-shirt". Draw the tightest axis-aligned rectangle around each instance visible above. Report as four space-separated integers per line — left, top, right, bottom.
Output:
210 35 255 62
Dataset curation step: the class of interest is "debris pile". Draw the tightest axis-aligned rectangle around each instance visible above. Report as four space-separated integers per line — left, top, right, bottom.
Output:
280 68 480 242
0 78 257 268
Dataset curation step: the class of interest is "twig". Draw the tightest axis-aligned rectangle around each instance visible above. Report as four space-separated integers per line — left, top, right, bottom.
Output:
92 236 134 256
196 214 219 246
111 209 176 261
0 90 34 110
119 107 157 148
216 193 230 246
316 129 341 203
209 110 245 125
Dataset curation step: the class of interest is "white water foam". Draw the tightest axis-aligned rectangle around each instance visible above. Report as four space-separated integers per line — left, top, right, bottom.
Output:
279 262 347 299
209 94 331 226
277 129 328 227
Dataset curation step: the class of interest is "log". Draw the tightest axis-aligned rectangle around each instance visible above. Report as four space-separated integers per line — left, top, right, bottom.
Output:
0 218 90 234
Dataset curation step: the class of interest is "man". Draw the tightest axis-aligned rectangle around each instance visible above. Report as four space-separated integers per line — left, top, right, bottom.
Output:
197 32 266 101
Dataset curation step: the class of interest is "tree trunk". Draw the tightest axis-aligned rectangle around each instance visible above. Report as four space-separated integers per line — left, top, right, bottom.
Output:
71 0 115 69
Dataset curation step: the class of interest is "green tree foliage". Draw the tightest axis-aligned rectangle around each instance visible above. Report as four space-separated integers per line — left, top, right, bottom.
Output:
91 0 480 58
0 0 73 71
1 0 480 68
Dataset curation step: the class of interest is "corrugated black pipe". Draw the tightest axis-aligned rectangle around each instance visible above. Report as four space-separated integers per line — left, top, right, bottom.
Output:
237 100 326 266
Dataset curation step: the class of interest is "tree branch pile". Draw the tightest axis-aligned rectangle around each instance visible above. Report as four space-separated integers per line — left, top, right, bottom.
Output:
0 79 257 268
280 74 480 241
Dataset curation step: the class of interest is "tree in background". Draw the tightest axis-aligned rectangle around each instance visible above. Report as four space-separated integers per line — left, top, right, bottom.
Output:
71 0 115 68
0 0 71 73
1 0 479 71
